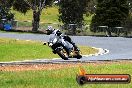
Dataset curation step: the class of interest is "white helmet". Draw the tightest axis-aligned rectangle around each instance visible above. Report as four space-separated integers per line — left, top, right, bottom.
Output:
46 26 54 35
47 26 53 31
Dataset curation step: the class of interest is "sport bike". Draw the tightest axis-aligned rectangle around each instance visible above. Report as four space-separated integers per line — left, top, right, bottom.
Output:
44 34 82 60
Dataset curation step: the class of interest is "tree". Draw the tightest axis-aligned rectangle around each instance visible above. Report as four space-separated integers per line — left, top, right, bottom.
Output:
124 15 132 36
12 0 53 32
59 0 88 35
85 0 97 16
128 0 132 14
0 0 14 21
90 0 129 36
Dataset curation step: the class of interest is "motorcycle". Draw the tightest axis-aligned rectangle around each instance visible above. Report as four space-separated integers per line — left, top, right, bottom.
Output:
44 34 82 60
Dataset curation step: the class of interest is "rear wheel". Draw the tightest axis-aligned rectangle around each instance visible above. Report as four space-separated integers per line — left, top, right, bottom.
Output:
56 47 69 60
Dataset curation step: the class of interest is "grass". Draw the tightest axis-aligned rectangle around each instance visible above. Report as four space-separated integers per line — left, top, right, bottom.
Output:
11 6 60 24
11 6 92 25
0 38 57 62
0 62 132 88
0 38 98 62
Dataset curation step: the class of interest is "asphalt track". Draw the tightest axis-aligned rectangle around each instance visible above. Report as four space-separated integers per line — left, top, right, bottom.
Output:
0 32 132 64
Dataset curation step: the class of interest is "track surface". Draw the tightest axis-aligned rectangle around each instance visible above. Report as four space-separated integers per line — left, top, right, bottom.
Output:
0 32 132 63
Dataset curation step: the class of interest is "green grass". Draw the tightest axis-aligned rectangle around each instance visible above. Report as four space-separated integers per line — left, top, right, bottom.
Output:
11 6 60 24
0 38 58 62
11 6 92 25
0 38 97 62
10 7 62 31
0 62 132 88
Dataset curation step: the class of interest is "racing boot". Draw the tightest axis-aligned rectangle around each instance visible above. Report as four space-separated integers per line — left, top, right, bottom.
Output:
72 43 80 51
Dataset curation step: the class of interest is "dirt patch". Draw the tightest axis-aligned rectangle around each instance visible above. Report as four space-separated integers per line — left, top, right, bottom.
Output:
16 27 32 31
0 60 132 72
0 64 79 72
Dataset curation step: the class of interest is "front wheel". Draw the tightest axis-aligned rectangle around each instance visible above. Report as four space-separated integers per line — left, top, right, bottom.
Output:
74 51 82 59
56 48 69 60
76 54 82 59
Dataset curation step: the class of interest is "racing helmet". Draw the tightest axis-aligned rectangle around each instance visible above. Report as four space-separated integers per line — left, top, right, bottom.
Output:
46 26 54 35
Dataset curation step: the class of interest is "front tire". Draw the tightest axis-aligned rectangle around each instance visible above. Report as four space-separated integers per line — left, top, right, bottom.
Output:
74 51 82 59
76 55 82 59
56 48 69 60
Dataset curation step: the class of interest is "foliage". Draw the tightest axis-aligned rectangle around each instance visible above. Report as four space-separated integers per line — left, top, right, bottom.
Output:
0 0 14 8
90 0 129 34
124 15 132 35
12 0 53 14
0 0 14 21
13 0 30 14
85 0 97 15
128 0 132 14
59 0 88 25
58 0 89 35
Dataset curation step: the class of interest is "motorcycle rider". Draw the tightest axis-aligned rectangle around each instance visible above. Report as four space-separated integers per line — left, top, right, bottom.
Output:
45 26 80 51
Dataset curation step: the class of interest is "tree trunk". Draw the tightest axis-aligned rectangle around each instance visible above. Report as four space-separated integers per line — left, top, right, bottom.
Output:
72 26 76 35
32 10 41 32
